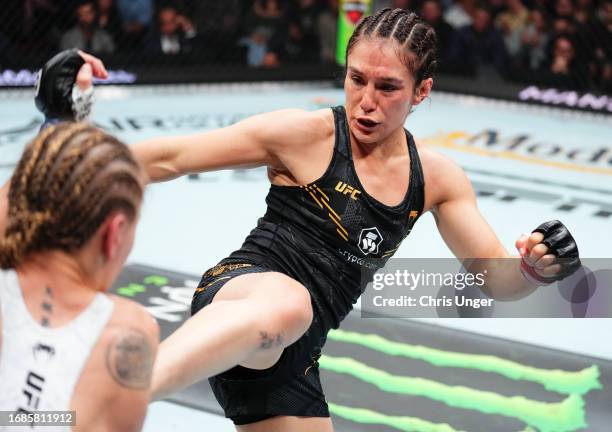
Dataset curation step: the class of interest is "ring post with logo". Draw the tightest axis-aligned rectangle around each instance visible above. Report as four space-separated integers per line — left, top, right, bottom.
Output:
336 0 373 66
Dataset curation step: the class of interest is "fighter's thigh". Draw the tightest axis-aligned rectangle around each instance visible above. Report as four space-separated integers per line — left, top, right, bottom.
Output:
212 271 307 304
212 271 313 370
235 415 334 432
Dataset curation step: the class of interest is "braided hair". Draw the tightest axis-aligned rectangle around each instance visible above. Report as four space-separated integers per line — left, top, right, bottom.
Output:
346 8 437 87
0 122 144 269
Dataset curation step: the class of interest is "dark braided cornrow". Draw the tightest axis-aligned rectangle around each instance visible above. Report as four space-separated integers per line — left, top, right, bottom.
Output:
0 123 144 269
346 8 437 87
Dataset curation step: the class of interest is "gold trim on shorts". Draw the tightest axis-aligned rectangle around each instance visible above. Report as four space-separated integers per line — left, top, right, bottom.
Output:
195 263 254 293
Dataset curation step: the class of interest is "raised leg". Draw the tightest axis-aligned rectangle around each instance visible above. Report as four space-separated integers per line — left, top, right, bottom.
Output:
151 271 313 400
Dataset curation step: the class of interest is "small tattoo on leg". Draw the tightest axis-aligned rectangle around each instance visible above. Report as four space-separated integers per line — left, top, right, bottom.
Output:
259 331 283 349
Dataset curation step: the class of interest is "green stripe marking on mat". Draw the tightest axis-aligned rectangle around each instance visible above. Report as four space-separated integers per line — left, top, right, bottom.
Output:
321 355 587 432
329 403 467 432
328 329 601 395
330 403 540 432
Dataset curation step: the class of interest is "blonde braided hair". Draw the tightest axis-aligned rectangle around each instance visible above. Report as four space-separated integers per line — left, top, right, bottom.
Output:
0 122 144 269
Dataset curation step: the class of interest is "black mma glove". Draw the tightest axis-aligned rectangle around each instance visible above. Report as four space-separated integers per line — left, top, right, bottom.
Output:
520 220 581 284
34 49 94 126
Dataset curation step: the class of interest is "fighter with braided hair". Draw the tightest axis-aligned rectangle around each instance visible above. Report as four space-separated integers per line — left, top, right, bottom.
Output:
2 8 580 432
0 123 158 431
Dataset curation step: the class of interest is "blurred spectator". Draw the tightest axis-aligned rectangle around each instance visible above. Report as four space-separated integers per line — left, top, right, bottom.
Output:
495 0 529 56
318 0 339 64
272 0 322 64
23 0 59 33
116 0 152 27
550 35 574 73
585 0 612 91
444 0 476 29
20 0 61 54
549 0 577 43
97 0 123 42
421 0 454 61
147 6 196 55
517 8 550 70
488 0 507 19
574 0 593 24
552 16 576 35
554 0 574 19
60 1 115 55
239 26 276 67
188 0 244 63
536 35 589 88
1 0 607 93
244 0 287 36
239 0 288 67
448 6 507 74
192 0 243 35
116 0 153 49
254 0 285 18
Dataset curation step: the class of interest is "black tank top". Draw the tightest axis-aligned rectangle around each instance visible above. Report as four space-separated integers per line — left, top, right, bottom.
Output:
224 105 425 333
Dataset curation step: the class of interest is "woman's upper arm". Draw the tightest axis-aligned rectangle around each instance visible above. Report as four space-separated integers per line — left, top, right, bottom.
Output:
106 307 159 431
427 153 508 259
131 109 312 182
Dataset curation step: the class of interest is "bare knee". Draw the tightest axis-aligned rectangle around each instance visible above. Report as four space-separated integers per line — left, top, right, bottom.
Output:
252 274 313 347
275 279 313 337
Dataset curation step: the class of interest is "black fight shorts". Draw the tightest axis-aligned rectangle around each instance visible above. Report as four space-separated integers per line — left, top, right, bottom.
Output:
191 261 330 425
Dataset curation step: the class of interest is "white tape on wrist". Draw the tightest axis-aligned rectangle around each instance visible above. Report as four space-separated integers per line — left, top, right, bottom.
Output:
71 85 94 122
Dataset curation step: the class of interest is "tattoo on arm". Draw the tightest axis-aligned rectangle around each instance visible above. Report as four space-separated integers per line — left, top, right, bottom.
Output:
105 328 153 390
259 331 283 349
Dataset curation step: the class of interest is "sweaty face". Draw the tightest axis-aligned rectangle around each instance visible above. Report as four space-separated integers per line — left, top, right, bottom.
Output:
344 38 417 144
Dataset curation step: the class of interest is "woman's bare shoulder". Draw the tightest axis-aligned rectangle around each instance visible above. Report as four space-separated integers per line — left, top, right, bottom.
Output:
264 107 335 145
105 294 159 339
414 139 474 211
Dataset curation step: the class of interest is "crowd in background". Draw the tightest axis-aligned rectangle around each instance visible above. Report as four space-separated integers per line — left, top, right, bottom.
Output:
0 0 610 92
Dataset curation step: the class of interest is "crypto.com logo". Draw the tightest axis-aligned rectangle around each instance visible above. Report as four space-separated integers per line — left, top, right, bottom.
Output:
359 227 383 256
